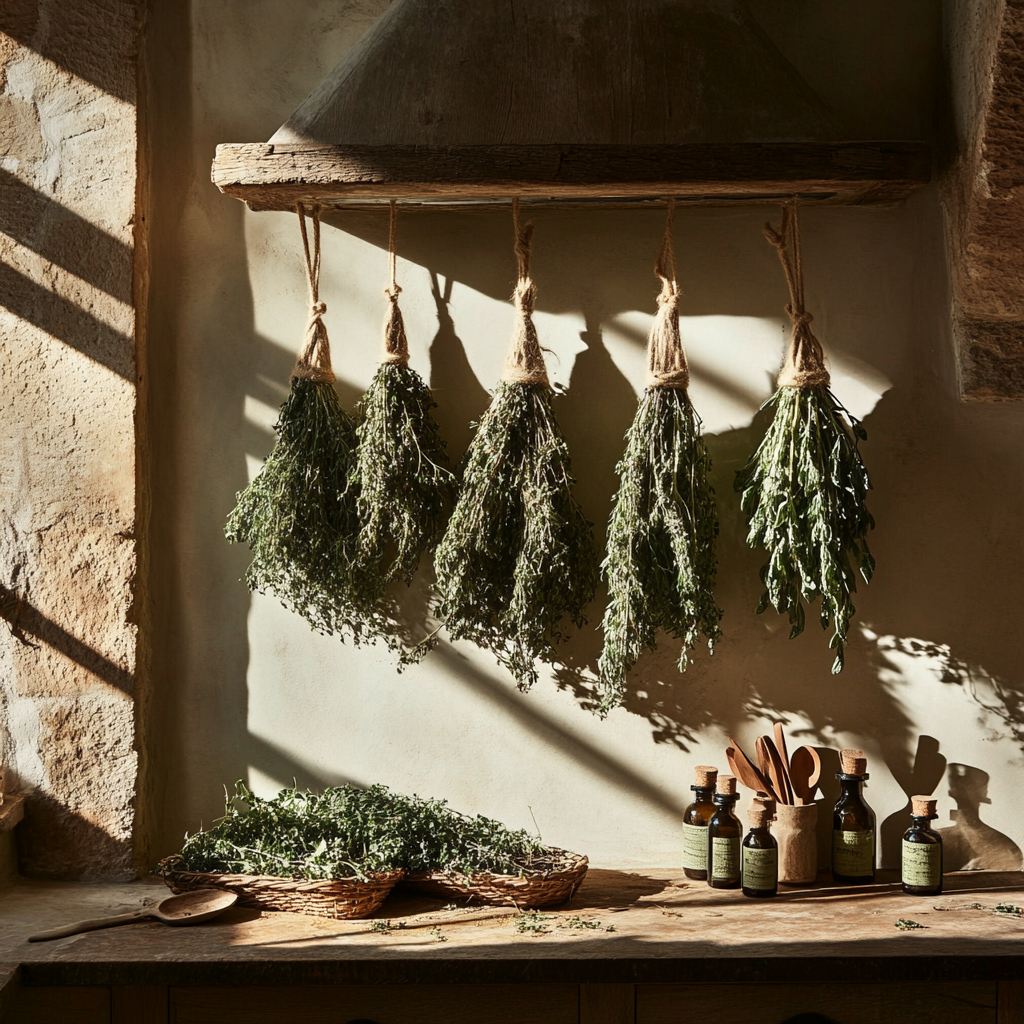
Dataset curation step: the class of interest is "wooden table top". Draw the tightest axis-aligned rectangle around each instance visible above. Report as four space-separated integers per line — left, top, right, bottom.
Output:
2 869 1023 986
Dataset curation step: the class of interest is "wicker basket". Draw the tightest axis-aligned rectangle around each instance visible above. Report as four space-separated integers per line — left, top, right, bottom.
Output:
403 851 588 908
158 856 403 919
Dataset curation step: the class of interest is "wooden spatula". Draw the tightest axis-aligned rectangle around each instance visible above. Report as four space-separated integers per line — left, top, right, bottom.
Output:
728 742 780 803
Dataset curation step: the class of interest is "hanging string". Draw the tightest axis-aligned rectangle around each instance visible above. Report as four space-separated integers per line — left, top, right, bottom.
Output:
381 200 410 366
501 197 549 386
764 203 829 389
646 198 690 390
292 203 336 383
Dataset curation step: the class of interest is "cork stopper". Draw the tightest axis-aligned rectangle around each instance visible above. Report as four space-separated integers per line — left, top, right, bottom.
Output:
694 765 718 788
911 795 938 817
840 748 868 775
747 803 771 829
716 775 737 796
753 793 776 816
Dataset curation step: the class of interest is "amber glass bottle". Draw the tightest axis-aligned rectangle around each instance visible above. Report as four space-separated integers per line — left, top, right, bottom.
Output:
741 803 778 898
682 765 718 881
707 775 741 889
831 748 876 885
902 795 943 896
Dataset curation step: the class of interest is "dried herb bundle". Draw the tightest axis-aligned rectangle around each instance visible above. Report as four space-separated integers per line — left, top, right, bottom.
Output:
225 207 363 637
599 206 721 713
431 204 598 690
735 206 874 673
226 376 361 635
173 781 549 880
353 206 454 608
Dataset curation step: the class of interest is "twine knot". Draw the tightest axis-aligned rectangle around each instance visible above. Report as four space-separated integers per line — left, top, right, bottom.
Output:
380 202 410 367
766 204 830 390
646 199 690 391
502 199 549 386
291 205 336 384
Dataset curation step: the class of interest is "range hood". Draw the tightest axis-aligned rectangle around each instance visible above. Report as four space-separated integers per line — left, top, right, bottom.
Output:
212 0 930 210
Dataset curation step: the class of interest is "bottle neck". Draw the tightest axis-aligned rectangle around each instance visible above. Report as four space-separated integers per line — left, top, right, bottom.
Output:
713 794 738 811
691 786 714 802
838 776 866 798
909 814 936 830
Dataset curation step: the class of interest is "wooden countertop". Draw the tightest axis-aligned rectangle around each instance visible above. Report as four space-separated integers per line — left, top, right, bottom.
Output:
2 869 1023 987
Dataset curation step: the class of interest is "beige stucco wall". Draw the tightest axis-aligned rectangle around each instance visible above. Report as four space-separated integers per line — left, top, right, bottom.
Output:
148 0 1024 873
0 0 141 878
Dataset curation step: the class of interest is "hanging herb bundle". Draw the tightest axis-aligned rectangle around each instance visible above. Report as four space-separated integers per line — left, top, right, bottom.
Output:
351 203 455 645
598 202 722 713
734 205 874 673
225 205 362 637
429 200 599 690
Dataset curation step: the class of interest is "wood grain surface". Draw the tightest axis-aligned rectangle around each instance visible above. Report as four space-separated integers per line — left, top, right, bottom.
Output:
210 142 931 210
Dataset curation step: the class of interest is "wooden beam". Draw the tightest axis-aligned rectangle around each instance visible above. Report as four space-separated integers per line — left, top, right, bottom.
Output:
211 141 931 211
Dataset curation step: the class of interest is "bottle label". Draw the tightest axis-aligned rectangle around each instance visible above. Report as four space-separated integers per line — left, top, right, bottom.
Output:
741 846 778 891
832 829 874 877
711 836 740 880
902 840 941 888
682 822 707 872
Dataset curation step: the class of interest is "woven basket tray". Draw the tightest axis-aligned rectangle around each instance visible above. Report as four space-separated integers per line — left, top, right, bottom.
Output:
403 851 588 908
158 856 403 919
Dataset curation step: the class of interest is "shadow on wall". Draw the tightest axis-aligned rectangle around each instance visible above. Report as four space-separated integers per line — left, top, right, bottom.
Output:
307 201 1024 841
940 763 1022 871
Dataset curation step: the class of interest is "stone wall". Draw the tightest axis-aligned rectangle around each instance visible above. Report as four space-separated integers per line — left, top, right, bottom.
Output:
0 0 142 879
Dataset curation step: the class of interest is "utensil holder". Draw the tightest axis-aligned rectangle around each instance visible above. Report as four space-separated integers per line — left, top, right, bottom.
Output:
775 803 818 884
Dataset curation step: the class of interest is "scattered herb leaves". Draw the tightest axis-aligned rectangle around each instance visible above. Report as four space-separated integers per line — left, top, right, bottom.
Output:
599 386 721 712
735 385 873 673
512 911 555 934
994 903 1023 917
895 918 926 930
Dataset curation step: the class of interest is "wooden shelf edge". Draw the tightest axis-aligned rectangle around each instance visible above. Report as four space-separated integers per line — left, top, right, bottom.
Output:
210 141 932 211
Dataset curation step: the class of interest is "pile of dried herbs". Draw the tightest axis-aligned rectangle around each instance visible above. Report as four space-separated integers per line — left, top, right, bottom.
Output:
351 207 454 634
430 205 598 689
598 207 722 713
735 206 874 673
225 207 364 639
172 781 551 880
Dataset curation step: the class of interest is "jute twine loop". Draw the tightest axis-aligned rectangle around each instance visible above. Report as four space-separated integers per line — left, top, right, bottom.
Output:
382 199 410 366
646 199 690 390
292 203 336 384
764 203 830 389
501 197 549 386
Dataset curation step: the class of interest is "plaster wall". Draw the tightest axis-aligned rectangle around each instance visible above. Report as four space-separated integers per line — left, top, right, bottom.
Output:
149 1 1024 873
0 0 141 878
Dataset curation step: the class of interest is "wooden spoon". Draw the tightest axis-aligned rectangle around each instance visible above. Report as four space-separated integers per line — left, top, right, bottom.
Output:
28 889 238 942
790 745 823 805
727 744 779 804
771 726 795 804
759 736 791 805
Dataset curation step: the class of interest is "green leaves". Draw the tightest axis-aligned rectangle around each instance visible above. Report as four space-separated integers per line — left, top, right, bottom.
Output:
432 383 599 690
354 363 454 592
175 781 548 881
225 377 362 638
598 387 722 713
735 385 874 673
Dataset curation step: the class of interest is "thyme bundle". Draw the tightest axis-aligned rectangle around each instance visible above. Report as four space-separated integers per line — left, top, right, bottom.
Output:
352 204 454 641
735 206 874 673
225 206 362 637
431 203 598 690
598 204 721 713
173 781 550 880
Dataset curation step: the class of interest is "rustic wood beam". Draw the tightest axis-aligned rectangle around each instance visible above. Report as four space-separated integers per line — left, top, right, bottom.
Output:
211 141 931 211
